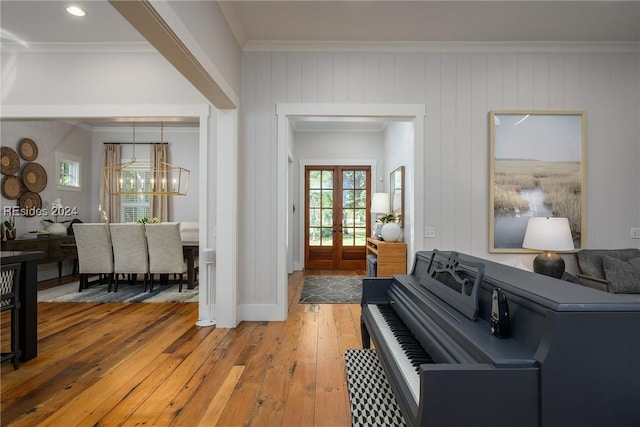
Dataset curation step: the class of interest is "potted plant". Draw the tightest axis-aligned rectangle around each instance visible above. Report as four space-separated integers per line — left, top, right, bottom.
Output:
136 217 161 224
3 215 16 240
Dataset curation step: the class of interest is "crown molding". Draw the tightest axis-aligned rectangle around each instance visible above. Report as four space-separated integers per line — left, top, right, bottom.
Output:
0 42 155 54
243 40 640 54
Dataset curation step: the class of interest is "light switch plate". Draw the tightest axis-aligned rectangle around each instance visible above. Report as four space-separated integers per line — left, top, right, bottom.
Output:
631 228 640 239
425 227 436 238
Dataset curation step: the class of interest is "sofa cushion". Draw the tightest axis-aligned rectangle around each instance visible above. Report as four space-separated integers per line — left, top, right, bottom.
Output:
601 255 640 294
576 248 640 280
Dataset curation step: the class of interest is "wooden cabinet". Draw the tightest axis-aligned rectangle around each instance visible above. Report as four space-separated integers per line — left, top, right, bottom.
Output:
366 237 407 277
2 235 77 278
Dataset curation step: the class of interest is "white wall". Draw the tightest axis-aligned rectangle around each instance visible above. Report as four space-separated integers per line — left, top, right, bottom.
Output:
1 51 205 106
383 122 413 252
162 0 241 97
240 50 640 309
1 121 93 280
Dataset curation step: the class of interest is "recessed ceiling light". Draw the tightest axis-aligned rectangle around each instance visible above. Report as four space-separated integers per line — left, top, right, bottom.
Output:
66 6 87 17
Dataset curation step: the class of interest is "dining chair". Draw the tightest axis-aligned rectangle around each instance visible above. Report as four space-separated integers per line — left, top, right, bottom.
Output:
109 223 149 292
145 222 186 292
1 262 22 369
72 223 114 292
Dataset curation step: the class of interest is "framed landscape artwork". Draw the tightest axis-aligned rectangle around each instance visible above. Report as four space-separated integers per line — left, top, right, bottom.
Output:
489 111 586 253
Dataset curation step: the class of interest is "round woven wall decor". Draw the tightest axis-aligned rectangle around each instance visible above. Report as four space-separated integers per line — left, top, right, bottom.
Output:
19 192 42 216
1 147 20 176
18 138 38 161
22 162 47 193
2 175 24 200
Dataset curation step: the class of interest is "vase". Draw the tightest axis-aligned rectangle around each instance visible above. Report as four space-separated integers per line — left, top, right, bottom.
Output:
380 223 401 242
5 228 16 240
47 222 67 236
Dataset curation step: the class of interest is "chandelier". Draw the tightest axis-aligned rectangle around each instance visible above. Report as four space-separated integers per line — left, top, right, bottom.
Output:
103 122 190 196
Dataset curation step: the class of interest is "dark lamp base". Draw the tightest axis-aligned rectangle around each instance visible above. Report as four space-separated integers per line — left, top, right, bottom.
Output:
533 251 565 279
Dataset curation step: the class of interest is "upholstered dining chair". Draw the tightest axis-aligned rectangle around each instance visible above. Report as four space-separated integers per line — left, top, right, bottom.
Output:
145 222 187 292
72 223 114 292
1 262 22 369
109 223 149 292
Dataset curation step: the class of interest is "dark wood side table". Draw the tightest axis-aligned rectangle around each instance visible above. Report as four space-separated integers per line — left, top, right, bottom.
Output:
182 242 199 289
2 235 77 278
0 250 45 361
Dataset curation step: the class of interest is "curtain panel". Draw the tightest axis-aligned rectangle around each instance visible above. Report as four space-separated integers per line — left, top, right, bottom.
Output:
101 144 121 223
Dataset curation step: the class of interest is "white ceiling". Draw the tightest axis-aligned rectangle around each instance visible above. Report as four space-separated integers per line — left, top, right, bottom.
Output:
1 1 639 130
2 1 639 46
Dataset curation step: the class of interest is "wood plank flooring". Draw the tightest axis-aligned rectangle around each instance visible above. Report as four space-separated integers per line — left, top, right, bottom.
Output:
1 271 365 426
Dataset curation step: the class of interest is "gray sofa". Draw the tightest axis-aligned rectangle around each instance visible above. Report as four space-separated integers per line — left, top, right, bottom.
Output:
575 248 640 294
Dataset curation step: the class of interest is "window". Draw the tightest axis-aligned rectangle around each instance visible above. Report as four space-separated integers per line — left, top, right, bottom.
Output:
55 152 81 191
120 168 152 222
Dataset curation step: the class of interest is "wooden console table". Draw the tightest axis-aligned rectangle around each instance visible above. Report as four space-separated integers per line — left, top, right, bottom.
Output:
2 235 77 278
366 237 407 277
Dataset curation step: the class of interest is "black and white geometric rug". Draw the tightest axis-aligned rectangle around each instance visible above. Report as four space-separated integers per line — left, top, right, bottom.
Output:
345 348 406 426
38 280 198 303
299 275 363 303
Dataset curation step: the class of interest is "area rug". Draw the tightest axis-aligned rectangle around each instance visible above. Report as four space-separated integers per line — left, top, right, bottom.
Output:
38 279 198 303
345 348 406 426
299 275 363 303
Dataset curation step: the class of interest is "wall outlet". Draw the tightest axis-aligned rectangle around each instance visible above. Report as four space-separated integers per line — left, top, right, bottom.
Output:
425 227 436 238
631 228 640 239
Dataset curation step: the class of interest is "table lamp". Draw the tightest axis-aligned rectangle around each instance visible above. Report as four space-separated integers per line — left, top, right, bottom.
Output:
522 217 574 278
370 193 390 238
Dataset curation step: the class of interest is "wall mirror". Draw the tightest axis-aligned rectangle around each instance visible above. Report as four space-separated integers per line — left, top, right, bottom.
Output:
390 166 404 227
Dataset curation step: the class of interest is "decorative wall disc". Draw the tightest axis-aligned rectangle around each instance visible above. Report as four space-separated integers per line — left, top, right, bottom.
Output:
19 192 42 216
18 138 38 161
1 147 20 175
1 175 24 199
22 162 47 193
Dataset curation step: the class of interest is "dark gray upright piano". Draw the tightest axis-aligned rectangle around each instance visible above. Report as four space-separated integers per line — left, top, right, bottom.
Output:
361 249 640 427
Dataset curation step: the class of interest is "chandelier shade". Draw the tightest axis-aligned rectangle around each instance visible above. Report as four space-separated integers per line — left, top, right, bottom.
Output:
103 122 190 196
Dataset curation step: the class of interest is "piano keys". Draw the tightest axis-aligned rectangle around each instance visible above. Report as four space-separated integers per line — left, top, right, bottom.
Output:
360 249 640 427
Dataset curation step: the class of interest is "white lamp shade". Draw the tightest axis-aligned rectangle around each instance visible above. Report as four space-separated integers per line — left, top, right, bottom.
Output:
522 217 574 251
370 192 390 214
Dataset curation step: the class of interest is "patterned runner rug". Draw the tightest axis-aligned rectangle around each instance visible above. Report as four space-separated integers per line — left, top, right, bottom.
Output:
299 275 363 303
345 348 406 426
38 278 198 303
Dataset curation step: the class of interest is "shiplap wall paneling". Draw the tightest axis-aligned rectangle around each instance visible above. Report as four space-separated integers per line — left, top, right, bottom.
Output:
532 54 550 108
588 54 613 247
424 53 443 251
239 50 640 312
302 53 318 103
626 54 640 243
317 53 333 103
256 53 275 303
240 53 258 303
454 53 473 253
470 53 490 256
439 54 458 251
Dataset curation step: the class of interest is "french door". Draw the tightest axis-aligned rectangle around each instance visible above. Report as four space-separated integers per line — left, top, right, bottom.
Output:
305 166 370 270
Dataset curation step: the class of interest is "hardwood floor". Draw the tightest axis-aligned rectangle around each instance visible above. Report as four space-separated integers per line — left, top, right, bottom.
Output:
1 271 363 426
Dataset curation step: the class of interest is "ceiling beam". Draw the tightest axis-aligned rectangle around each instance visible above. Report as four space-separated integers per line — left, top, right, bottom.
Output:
109 0 237 109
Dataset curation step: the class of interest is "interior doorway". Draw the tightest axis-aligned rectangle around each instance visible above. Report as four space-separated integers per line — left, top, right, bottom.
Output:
304 165 370 270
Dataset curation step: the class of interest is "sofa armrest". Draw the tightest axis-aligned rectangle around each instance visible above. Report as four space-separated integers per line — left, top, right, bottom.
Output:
576 274 610 293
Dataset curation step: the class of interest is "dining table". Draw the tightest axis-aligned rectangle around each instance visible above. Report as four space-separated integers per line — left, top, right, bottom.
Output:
182 241 199 289
1 250 45 361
